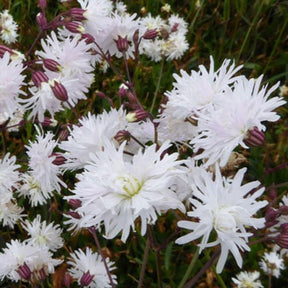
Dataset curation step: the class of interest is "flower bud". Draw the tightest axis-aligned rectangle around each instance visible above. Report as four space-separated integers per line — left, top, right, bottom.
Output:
81 33 95 44
143 29 158 40
80 271 94 286
279 205 288 215
32 71 49 87
171 23 179 33
126 109 149 122
133 29 139 46
50 80 68 102
115 35 129 53
68 199 82 209
65 21 85 34
17 263 31 280
114 130 131 144
38 0 47 10
265 207 279 222
66 211 81 219
50 153 66 165
39 117 58 127
0 44 13 58
275 225 288 248
36 12 48 30
64 272 72 288
43 58 62 72
69 8 87 21
244 126 265 147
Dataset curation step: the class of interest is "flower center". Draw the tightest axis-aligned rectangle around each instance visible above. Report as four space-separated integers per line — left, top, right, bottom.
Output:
119 175 142 197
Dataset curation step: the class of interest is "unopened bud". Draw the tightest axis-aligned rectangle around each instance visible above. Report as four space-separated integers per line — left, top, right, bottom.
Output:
265 207 279 223
118 86 128 98
275 225 288 248
43 58 62 72
80 271 94 287
143 29 158 40
244 126 265 147
133 29 139 46
36 12 48 30
126 109 149 122
279 205 288 215
68 199 82 209
69 8 86 21
171 23 179 33
50 80 68 101
17 263 31 280
114 130 131 144
66 211 81 219
115 36 129 53
39 268 47 281
50 153 66 165
65 21 85 34
38 0 47 10
32 71 49 87
0 44 13 58
39 117 58 127
81 33 95 44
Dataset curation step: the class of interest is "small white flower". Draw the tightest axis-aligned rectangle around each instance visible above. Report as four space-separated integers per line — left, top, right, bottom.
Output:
0 200 24 228
22 215 63 252
25 126 66 199
232 270 263 288
176 165 267 273
259 251 285 278
0 10 18 44
0 240 62 282
68 248 117 288
0 153 20 202
0 52 26 117
65 141 185 242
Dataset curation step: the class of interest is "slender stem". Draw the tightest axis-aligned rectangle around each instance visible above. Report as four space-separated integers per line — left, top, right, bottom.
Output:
88 227 115 288
155 250 163 288
268 273 272 288
183 248 220 288
150 59 164 113
137 236 151 288
177 246 200 288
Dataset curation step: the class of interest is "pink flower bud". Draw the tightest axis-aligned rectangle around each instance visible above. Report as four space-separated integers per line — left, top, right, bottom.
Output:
69 8 87 21
38 0 47 10
50 80 68 101
114 130 131 144
50 153 66 165
66 211 81 219
36 12 48 30
64 272 72 288
65 21 85 34
126 109 149 122
81 33 95 44
17 263 31 280
0 44 13 58
68 199 82 209
244 126 265 147
80 271 94 286
143 29 159 40
43 58 62 72
115 35 129 53
32 71 49 87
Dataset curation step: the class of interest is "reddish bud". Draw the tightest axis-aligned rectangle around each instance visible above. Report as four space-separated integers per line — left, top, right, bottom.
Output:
80 271 94 286
64 272 72 288
32 71 49 87
38 0 47 10
68 199 82 209
36 12 48 30
43 58 62 72
244 126 265 147
0 44 13 58
65 21 85 34
17 263 31 280
50 153 66 165
81 33 95 44
114 130 131 144
132 29 139 46
69 8 87 21
279 205 288 215
126 109 149 122
50 80 68 101
143 29 159 40
66 211 81 219
171 23 179 33
115 35 129 53
38 117 58 127
265 207 279 222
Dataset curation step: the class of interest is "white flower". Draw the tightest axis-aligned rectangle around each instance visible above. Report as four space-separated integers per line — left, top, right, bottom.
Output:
0 10 18 44
176 166 267 273
59 107 128 170
0 240 62 282
22 215 63 252
192 76 285 167
68 248 117 288
259 251 285 278
232 271 263 288
0 200 24 228
0 52 26 117
65 141 185 242
0 153 20 202
25 126 66 198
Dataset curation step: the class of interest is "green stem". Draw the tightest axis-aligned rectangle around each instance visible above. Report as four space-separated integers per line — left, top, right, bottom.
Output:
137 236 151 288
150 59 164 113
177 246 200 288
155 250 163 288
